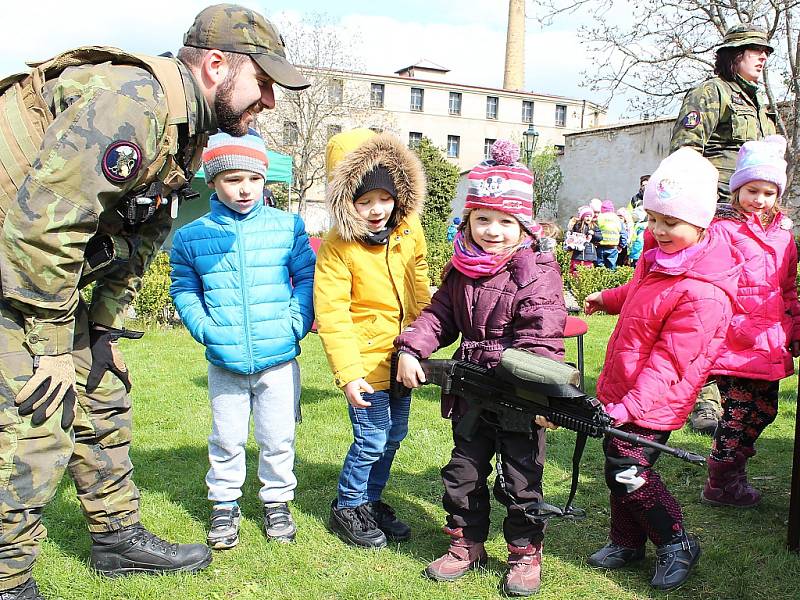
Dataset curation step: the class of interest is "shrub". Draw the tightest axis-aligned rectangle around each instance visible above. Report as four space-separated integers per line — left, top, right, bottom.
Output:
133 252 175 325
569 265 635 308
424 220 453 286
554 245 571 281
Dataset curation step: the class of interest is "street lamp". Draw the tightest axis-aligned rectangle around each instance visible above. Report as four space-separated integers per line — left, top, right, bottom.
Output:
521 124 539 167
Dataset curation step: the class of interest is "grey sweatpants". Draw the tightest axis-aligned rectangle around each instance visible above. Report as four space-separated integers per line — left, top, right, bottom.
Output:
206 360 300 505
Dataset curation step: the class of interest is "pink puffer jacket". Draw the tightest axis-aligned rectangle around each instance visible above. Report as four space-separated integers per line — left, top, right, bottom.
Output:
711 212 800 381
597 227 743 431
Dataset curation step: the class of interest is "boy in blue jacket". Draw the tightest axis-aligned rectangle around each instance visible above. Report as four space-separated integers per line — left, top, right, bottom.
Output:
170 130 315 549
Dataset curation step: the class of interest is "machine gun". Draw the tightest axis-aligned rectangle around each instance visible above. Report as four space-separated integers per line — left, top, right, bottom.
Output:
390 349 705 519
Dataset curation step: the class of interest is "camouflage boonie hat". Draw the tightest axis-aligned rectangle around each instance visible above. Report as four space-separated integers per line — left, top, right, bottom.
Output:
718 24 774 54
184 3 310 90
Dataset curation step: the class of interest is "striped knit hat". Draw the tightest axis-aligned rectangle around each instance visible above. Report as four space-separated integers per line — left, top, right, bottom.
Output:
464 140 534 230
202 129 269 183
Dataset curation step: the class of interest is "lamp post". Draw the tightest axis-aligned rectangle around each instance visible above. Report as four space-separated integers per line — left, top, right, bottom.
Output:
521 124 539 168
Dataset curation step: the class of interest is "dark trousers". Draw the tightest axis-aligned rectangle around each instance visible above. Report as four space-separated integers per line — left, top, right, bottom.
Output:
712 375 779 462
442 417 546 547
604 425 683 548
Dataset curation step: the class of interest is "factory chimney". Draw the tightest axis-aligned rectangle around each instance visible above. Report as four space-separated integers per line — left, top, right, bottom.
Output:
503 0 525 91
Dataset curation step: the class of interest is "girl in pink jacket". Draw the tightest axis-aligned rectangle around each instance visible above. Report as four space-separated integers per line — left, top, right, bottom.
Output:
702 135 800 508
584 149 743 591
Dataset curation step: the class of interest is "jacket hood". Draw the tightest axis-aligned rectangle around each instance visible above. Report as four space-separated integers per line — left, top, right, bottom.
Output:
644 225 743 307
326 133 426 242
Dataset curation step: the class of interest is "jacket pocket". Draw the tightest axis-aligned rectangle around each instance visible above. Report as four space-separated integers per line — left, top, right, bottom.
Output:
730 104 757 143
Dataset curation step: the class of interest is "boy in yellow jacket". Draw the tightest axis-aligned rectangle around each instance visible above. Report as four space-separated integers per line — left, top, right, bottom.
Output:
314 129 430 548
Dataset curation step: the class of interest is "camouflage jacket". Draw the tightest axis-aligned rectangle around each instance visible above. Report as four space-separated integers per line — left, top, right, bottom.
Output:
0 57 215 355
670 75 776 198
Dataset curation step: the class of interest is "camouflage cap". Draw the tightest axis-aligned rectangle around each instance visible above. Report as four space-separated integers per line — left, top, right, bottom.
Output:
184 4 310 90
718 24 774 54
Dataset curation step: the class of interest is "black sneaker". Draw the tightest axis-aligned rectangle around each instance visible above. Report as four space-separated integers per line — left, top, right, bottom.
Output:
263 502 297 543
0 579 43 600
363 500 411 541
90 523 212 577
207 504 241 549
651 531 701 591
689 401 719 436
587 542 646 569
328 499 387 548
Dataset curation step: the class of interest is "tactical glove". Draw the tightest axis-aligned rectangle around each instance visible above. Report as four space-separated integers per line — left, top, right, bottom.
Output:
86 325 144 394
15 353 77 429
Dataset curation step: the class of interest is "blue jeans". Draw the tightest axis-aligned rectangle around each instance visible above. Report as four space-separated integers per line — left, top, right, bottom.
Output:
596 246 618 270
337 390 411 508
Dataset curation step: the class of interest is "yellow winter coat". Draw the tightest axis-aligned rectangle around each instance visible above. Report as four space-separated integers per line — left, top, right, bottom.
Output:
314 132 430 390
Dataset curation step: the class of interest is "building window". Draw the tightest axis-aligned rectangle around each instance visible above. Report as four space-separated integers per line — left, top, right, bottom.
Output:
522 100 534 123
408 131 422 148
554 144 565 155
484 138 496 159
283 121 299 145
328 78 343 104
555 104 567 127
410 87 424 112
327 124 342 140
486 96 499 120
370 83 384 108
449 92 462 116
447 135 460 158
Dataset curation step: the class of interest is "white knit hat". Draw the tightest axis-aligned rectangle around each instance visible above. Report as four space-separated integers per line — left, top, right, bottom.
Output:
644 148 718 228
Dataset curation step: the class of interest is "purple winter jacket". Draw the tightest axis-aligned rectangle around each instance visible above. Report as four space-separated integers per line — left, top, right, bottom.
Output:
395 247 567 418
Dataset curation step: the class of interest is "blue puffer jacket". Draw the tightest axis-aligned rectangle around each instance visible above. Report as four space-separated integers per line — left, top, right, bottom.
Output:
170 195 316 374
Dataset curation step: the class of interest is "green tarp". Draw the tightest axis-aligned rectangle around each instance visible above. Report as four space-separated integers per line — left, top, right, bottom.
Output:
163 149 292 249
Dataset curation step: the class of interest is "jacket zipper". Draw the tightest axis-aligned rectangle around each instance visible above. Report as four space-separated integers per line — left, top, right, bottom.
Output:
386 238 404 333
235 217 254 371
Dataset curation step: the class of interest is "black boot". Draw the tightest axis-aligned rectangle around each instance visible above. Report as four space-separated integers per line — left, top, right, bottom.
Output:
363 500 411 541
0 579 43 600
90 523 212 577
651 531 701 591
328 499 387 548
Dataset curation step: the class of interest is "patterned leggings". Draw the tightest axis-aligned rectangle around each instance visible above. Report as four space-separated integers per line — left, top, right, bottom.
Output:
603 425 683 548
711 375 779 462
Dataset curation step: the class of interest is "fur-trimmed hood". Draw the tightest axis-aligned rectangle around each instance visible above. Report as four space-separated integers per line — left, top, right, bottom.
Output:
326 133 426 242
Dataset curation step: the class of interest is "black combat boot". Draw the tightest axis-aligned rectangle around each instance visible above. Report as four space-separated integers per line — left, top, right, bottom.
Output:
0 579 43 600
363 500 411 541
90 523 212 577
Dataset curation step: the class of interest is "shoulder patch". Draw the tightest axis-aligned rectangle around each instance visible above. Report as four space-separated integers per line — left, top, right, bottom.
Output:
682 111 701 129
731 95 745 106
102 141 142 183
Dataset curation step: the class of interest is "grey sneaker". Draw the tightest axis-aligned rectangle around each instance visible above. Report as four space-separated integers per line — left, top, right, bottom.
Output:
207 504 241 550
264 502 297 543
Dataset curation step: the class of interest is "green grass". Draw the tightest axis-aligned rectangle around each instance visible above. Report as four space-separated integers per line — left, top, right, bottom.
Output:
35 315 800 599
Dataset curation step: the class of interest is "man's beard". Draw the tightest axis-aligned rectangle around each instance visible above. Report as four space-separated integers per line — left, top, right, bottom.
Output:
214 75 257 136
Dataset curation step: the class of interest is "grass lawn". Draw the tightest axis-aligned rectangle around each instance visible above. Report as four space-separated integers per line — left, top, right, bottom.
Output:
34 314 800 599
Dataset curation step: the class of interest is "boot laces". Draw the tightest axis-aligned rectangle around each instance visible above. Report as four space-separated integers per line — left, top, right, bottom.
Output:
132 526 178 555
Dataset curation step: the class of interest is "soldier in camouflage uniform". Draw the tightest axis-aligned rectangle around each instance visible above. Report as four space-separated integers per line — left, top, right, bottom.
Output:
0 5 308 599
670 25 776 436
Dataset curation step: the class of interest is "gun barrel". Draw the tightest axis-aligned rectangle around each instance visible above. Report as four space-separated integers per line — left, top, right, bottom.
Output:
605 427 706 465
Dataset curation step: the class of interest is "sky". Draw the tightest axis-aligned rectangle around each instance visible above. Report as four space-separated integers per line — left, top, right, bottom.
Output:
0 0 630 119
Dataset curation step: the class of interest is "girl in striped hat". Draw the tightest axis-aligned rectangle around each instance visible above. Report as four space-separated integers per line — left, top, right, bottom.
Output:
395 140 567 596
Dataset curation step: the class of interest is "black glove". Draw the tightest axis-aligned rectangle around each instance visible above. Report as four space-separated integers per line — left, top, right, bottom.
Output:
85 325 144 394
16 354 77 430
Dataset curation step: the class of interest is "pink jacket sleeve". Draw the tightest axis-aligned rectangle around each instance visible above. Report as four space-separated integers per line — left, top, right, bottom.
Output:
601 257 647 315
781 237 800 342
618 292 731 421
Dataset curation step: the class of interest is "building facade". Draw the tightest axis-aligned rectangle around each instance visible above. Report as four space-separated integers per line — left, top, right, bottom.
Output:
257 61 607 231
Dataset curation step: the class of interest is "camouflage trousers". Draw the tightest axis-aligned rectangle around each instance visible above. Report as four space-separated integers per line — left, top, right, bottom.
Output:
0 299 139 589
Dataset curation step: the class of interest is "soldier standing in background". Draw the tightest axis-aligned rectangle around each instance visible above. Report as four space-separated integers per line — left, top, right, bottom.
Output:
0 5 308 599
670 24 776 435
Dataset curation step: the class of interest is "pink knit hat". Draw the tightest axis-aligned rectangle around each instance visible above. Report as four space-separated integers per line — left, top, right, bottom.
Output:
729 135 788 197
644 148 718 228
600 200 615 213
577 205 593 219
464 140 534 230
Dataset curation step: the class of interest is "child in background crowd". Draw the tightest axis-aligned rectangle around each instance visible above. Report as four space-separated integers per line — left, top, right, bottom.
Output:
702 135 800 508
170 131 316 549
314 129 430 549
395 140 566 597
537 221 560 253
616 207 633 266
627 207 647 267
584 148 743 591
446 217 461 242
565 205 601 273
596 200 621 269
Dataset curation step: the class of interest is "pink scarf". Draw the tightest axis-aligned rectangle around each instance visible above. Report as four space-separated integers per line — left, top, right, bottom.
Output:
450 231 530 278
648 235 709 270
